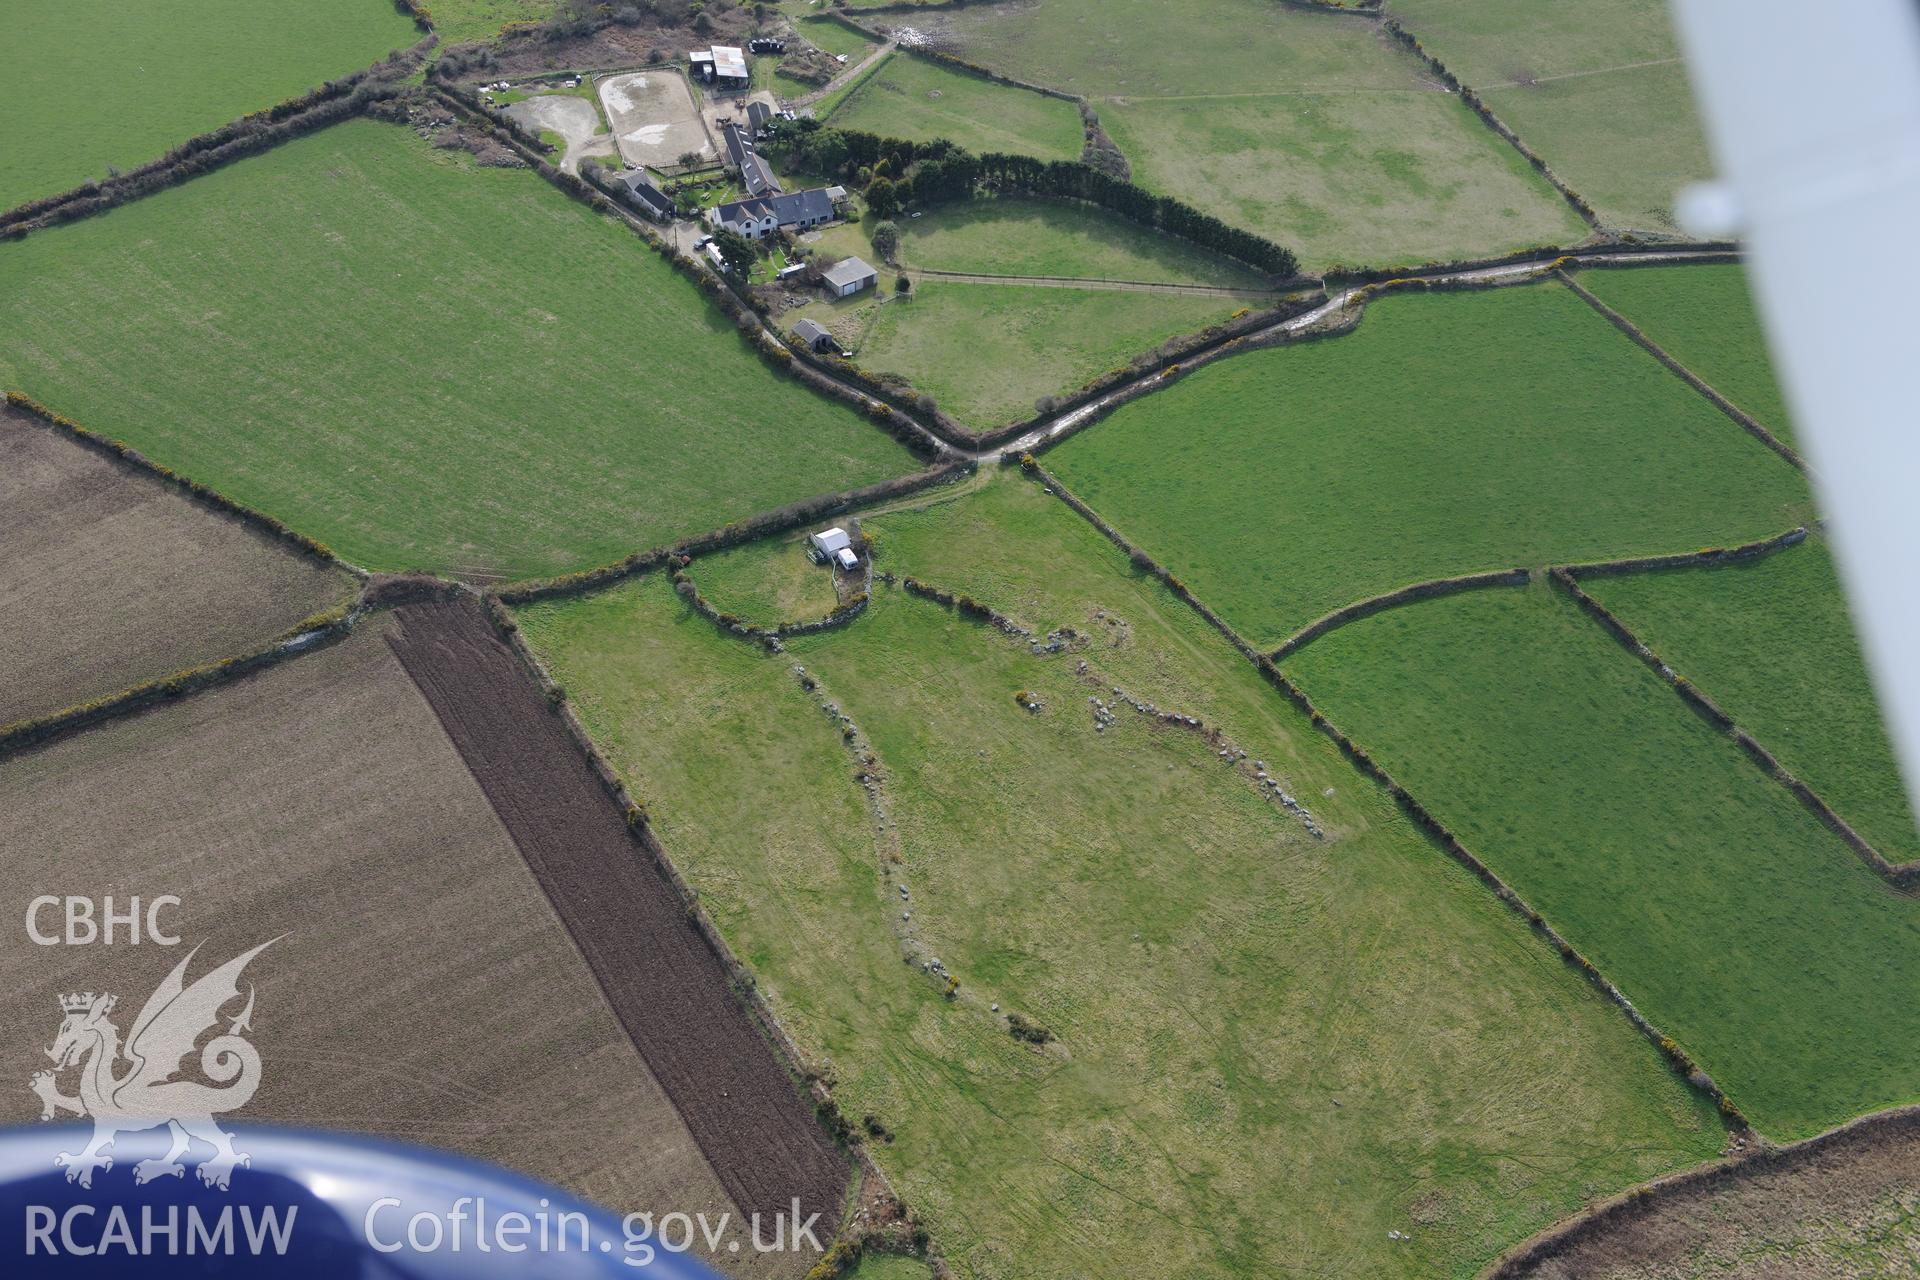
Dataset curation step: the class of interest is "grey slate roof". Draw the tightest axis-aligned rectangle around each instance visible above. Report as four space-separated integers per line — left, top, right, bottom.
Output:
615 170 675 218
713 187 835 230
722 120 782 196
793 318 833 348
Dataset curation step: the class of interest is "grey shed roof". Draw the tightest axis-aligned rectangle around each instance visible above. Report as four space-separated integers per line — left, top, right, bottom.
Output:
822 256 877 289
793 318 832 346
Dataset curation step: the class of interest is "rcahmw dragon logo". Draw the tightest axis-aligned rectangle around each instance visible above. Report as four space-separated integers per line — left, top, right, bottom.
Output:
28 940 276 1190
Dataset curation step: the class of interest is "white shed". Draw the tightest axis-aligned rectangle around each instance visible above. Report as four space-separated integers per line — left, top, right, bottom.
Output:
809 527 851 561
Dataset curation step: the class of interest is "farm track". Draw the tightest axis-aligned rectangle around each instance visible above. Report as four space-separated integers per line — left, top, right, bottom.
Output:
967 247 1734 461
384 598 849 1231
792 39 899 109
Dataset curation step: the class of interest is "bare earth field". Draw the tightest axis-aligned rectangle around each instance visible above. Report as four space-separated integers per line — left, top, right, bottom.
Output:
0 616 806 1277
0 406 356 729
1500 1110 1920 1279
384 600 849 1235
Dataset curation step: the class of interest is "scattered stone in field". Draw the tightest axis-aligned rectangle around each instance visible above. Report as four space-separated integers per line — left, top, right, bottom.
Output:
990 1003 999 1012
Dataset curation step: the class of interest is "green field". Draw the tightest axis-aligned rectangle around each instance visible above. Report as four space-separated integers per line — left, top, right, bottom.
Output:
797 14 877 62
801 282 1242 429
1584 537 1919 865
0 0 418 210
520 471 1720 1280
934 0 1586 268
845 1256 934 1280
1388 0 1711 231
1286 583 1920 1139
895 197 1273 288
688 534 843 627
1046 282 1812 648
0 119 915 580
1579 264 1797 446
935 0 1404 98
1102 88 1587 271
826 52 1086 163
418 0 558 45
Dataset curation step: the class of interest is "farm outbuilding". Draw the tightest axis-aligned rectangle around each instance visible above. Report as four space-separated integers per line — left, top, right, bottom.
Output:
822 256 877 298
696 45 748 91
613 169 675 221
793 318 838 353
809 527 851 562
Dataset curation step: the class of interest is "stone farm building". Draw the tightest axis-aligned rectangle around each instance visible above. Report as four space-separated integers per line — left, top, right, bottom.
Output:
709 188 836 240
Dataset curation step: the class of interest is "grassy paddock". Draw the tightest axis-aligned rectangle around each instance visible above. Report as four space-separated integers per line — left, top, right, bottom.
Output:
419 0 560 45
797 15 877 62
1046 282 1812 648
894 197 1272 288
0 119 914 580
689 534 843 627
1286 583 1920 1139
1578 264 1797 445
1583 537 1919 865
933 0 1585 268
519 470 1720 1280
804 282 1242 430
1 0 419 210
1387 0 1711 231
825 52 1085 162
1101 86 1587 270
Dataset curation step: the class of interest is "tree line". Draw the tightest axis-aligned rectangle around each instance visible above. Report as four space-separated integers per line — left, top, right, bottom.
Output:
766 120 1298 279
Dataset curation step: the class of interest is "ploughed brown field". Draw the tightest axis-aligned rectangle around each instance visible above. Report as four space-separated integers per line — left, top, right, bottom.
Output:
384 600 849 1237
0 405 355 729
0 613 825 1278
1498 1108 1920 1279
